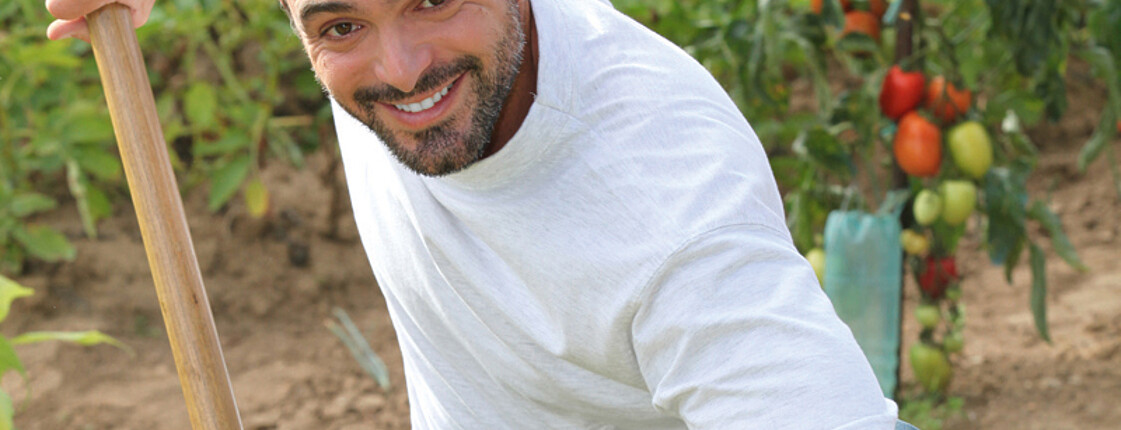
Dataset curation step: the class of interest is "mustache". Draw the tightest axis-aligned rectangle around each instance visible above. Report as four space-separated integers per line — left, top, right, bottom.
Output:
353 56 482 106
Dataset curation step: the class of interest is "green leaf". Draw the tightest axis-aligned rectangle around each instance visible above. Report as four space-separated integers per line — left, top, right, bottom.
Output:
0 275 34 323
1028 201 1087 271
207 155 252 212
11 225 76 262
72 147 123 181
184 82 220 130
9 193 57 217
244 177 269 219
983 166 1029 266
0 337 26 383
86 186 113 222
11 330 134 356
1077 105 1117 173
194 134 250 158
1003 235 1025 284
63 111 115 145
1080 45 1121 117
798 127 852 175
0 389 12 430
1029 243 1050 342
987 90 1045 127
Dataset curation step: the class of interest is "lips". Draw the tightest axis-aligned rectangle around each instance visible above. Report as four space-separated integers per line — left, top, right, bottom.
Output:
379 74 465 129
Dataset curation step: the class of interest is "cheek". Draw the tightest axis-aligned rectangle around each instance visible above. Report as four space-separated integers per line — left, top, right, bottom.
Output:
309 49 369 99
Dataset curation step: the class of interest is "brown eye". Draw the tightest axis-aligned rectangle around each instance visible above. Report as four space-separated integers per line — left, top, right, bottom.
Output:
325 22 357 37
419 0 447 9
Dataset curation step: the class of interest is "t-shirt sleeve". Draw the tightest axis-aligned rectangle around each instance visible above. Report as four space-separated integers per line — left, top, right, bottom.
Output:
631 223 898 429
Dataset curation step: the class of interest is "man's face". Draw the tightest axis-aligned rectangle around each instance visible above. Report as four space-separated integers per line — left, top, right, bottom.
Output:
291 0 526 176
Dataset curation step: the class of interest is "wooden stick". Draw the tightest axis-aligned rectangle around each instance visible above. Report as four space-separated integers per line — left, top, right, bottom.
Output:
86 5 243 429
892 0 919 402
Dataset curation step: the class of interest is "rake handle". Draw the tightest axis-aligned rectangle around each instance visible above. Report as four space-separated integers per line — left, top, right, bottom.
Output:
86 4 242 429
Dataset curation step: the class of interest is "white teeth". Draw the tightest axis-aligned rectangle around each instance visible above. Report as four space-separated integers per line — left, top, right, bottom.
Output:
394 82 454 113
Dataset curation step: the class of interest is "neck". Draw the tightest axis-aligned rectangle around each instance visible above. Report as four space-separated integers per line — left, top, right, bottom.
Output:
483 0 539 159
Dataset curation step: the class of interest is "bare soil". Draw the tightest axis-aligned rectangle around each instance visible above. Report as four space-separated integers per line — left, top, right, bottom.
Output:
5 71 1120 430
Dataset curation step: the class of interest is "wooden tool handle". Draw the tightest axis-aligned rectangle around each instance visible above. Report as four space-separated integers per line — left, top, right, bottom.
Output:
86 4 243 429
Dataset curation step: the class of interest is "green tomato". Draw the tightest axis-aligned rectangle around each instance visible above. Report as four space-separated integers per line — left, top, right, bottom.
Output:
910 343 953 393
940 180 977 226
915 304 941 329
913 189 942 226
806 248 826 286
947 121 994 180
943 331 964 353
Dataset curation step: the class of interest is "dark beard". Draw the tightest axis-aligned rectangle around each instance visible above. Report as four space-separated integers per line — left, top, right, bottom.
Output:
338 3 526 177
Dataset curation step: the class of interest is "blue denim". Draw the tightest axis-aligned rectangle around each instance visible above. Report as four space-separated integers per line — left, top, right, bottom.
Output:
896 420 920 430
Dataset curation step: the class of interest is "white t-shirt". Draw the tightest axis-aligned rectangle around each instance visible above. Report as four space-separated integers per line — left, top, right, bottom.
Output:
332 0 899 428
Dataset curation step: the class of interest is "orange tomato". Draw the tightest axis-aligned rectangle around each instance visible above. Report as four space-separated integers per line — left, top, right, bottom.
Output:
894 112 943 177
842 11 881 42
842 0 887 17
925 76 972 124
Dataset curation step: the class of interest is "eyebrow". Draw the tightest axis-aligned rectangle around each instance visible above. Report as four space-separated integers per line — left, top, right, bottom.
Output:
299 1 358 27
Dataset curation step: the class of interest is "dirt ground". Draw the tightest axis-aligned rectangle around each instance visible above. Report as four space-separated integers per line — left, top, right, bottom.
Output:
6 74 1121 430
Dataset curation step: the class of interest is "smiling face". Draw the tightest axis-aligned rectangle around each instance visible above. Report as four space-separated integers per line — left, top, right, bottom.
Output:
290 0 528 176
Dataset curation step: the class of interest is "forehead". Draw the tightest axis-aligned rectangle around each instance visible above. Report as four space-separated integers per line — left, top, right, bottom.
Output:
291 0 360 21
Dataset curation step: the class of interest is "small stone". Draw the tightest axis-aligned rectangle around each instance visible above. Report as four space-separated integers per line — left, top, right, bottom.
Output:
287 240 310 267
353 394 386 414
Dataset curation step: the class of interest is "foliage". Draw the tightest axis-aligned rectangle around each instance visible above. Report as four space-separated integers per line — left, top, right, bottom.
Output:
0 0 324 275
899 394 965 430
326 307 391 391
0 275 129 427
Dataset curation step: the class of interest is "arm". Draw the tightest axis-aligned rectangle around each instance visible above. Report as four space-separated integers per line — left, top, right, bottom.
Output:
632 223 898 429
45 0 154 41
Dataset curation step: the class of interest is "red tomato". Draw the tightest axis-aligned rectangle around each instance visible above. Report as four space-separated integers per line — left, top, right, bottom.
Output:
893 112 942 177
926 76 972 124
919 256 959 298
842 11 881 42
880 66 926 120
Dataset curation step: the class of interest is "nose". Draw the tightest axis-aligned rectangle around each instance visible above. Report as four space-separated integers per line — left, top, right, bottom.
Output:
374 29 433 95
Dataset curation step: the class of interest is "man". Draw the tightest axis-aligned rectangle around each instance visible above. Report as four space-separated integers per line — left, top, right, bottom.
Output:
47 0 910 428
